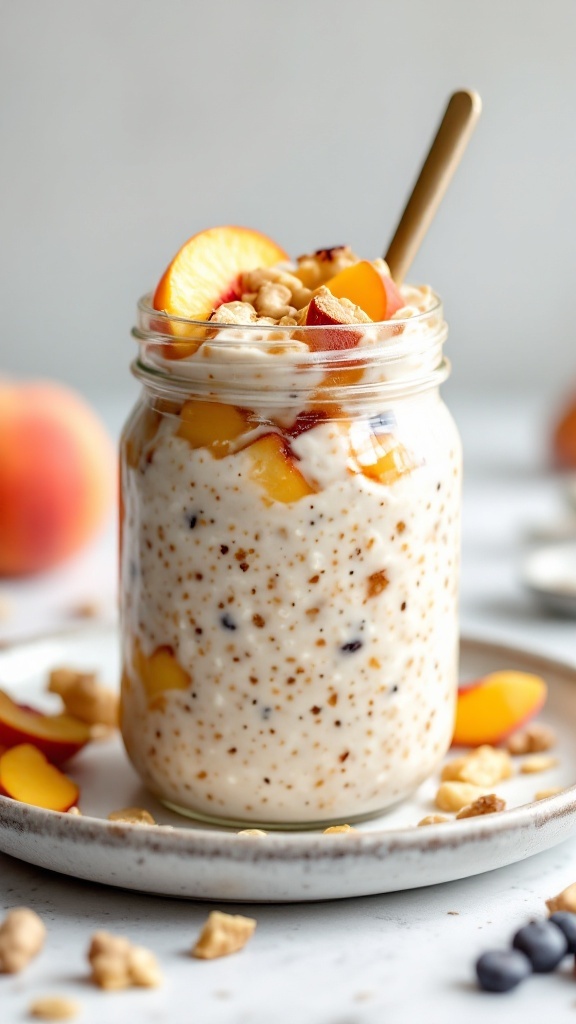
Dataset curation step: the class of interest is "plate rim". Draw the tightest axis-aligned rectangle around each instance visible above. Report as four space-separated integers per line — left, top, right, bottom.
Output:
0 625 576 862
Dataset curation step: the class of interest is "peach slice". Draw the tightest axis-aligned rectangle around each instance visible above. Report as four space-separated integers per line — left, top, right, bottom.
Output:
453 671 548 747
177 400 251 458
0 743 79 811
131 641 191 709
324 261 405 321
153 226 288 359
0 690 90 765
246 433 315 503
349 426 415 485
552 394 576 468
304 292 370 352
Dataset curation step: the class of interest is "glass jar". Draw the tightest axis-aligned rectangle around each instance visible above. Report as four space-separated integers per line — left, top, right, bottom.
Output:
120 295 461 828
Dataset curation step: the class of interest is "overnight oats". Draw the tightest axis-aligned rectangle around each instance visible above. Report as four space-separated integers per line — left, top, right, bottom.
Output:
119 226 461 827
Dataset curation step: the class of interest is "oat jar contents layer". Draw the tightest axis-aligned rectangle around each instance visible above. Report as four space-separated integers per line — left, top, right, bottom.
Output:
119 227 462 827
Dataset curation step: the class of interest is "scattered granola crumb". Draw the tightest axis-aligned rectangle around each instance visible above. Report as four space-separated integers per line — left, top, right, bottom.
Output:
0 908 46 974
29 995 79 1020
520 755 559 774
237 829 267 836
535 787 563 801
191 911 256 960
107 807 156 826
48 668 119 728
323 824 358 834
456 794 506 819
447 911 460 916
418 814 449 826
67 599 101 620
67 806 82 816
441 745 513 787
506 724 557 756
546 882 576 915
88 931 161 989
435 781 488 812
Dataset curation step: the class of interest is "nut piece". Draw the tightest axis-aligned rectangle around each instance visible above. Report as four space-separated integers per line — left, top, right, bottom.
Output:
535 787 563 800
108 807 156 826
546 882 576 915
418 815 449 826
0 907 46 974
210 301 257 325
48 667 119 728
323 824 358 834
456 794 506 819
88 930 161 989
294 246 358 289
29 996 80 1021
506 723 557 755
520 755 559 774
67 806 82 816
441 745 513 787
435 782 488 812
237 829 267 836
191 911 256 960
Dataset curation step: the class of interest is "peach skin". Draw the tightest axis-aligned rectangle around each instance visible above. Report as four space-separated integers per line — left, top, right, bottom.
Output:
453 671 547 747
0 743 79 811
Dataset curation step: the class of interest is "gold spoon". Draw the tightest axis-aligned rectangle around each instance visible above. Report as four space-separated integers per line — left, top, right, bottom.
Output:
385 89 482 283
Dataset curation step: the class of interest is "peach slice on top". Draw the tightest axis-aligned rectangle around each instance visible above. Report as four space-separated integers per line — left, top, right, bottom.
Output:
153 226 288 358
324 261 405 321
246 434 316 503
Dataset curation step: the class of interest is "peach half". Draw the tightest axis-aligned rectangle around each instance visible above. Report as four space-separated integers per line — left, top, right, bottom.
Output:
453 671 548 747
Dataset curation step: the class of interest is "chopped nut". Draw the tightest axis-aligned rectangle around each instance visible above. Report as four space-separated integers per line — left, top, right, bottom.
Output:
546 882 576 915
418 815 449 826
441 745 513 787
88 930 161 989
323 824 358 834
210 301 257 325
48 667 119 728
435 781 488 812
253 282 295 320
535 787 563 800
237 829 267 836
108 807 156 826
191 911 256 960
506 724 557 755
0 908 46 974
520 755 558 774
294 246 358 289
67 806 82 816
29 996 79 1020
456 794 506 819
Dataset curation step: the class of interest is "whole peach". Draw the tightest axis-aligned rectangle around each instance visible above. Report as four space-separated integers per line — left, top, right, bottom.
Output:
0 380 116 575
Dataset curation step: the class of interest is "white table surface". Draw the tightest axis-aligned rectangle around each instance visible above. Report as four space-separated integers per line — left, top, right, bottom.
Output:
1 390 576 1024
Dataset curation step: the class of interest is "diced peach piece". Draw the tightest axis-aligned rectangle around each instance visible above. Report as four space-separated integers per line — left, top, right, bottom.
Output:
552 394 576 468
324 261 404 321
0 690 90 765
246 434 315 503
304 292 369 352
453 671 548 747
130 641 191 709
349 427 415 484
153 226 288 359
0 744 79 811
177 400 250 458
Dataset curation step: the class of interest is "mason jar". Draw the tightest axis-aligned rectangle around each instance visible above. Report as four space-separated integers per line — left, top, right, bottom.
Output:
119 294 461 828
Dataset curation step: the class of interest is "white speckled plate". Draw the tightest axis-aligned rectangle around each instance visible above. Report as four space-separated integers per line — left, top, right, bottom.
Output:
0 625 575 902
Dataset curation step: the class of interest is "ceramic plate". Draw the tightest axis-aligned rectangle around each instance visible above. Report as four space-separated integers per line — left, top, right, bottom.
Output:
522 542 576 618
0 625 575 903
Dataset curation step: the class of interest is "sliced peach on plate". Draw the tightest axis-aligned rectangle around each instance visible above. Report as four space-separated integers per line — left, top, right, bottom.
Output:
0 690 90 765
0 743 79 811
324 261 405 321
453 671 548 747
153 226 288 358
246 433 315 503
177 400 251 458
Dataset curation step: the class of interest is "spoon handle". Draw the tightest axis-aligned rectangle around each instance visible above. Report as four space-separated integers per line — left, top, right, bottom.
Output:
385 89 482 283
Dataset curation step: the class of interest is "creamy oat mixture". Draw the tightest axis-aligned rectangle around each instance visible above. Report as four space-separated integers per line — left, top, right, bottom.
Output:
120 246 461 825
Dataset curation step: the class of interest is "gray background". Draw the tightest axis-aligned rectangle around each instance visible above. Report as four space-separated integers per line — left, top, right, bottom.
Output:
1 0 575 404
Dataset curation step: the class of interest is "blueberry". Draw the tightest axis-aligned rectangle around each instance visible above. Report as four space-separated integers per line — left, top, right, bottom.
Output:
476 950 532 992
549 912 576 954
512 920 568 972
